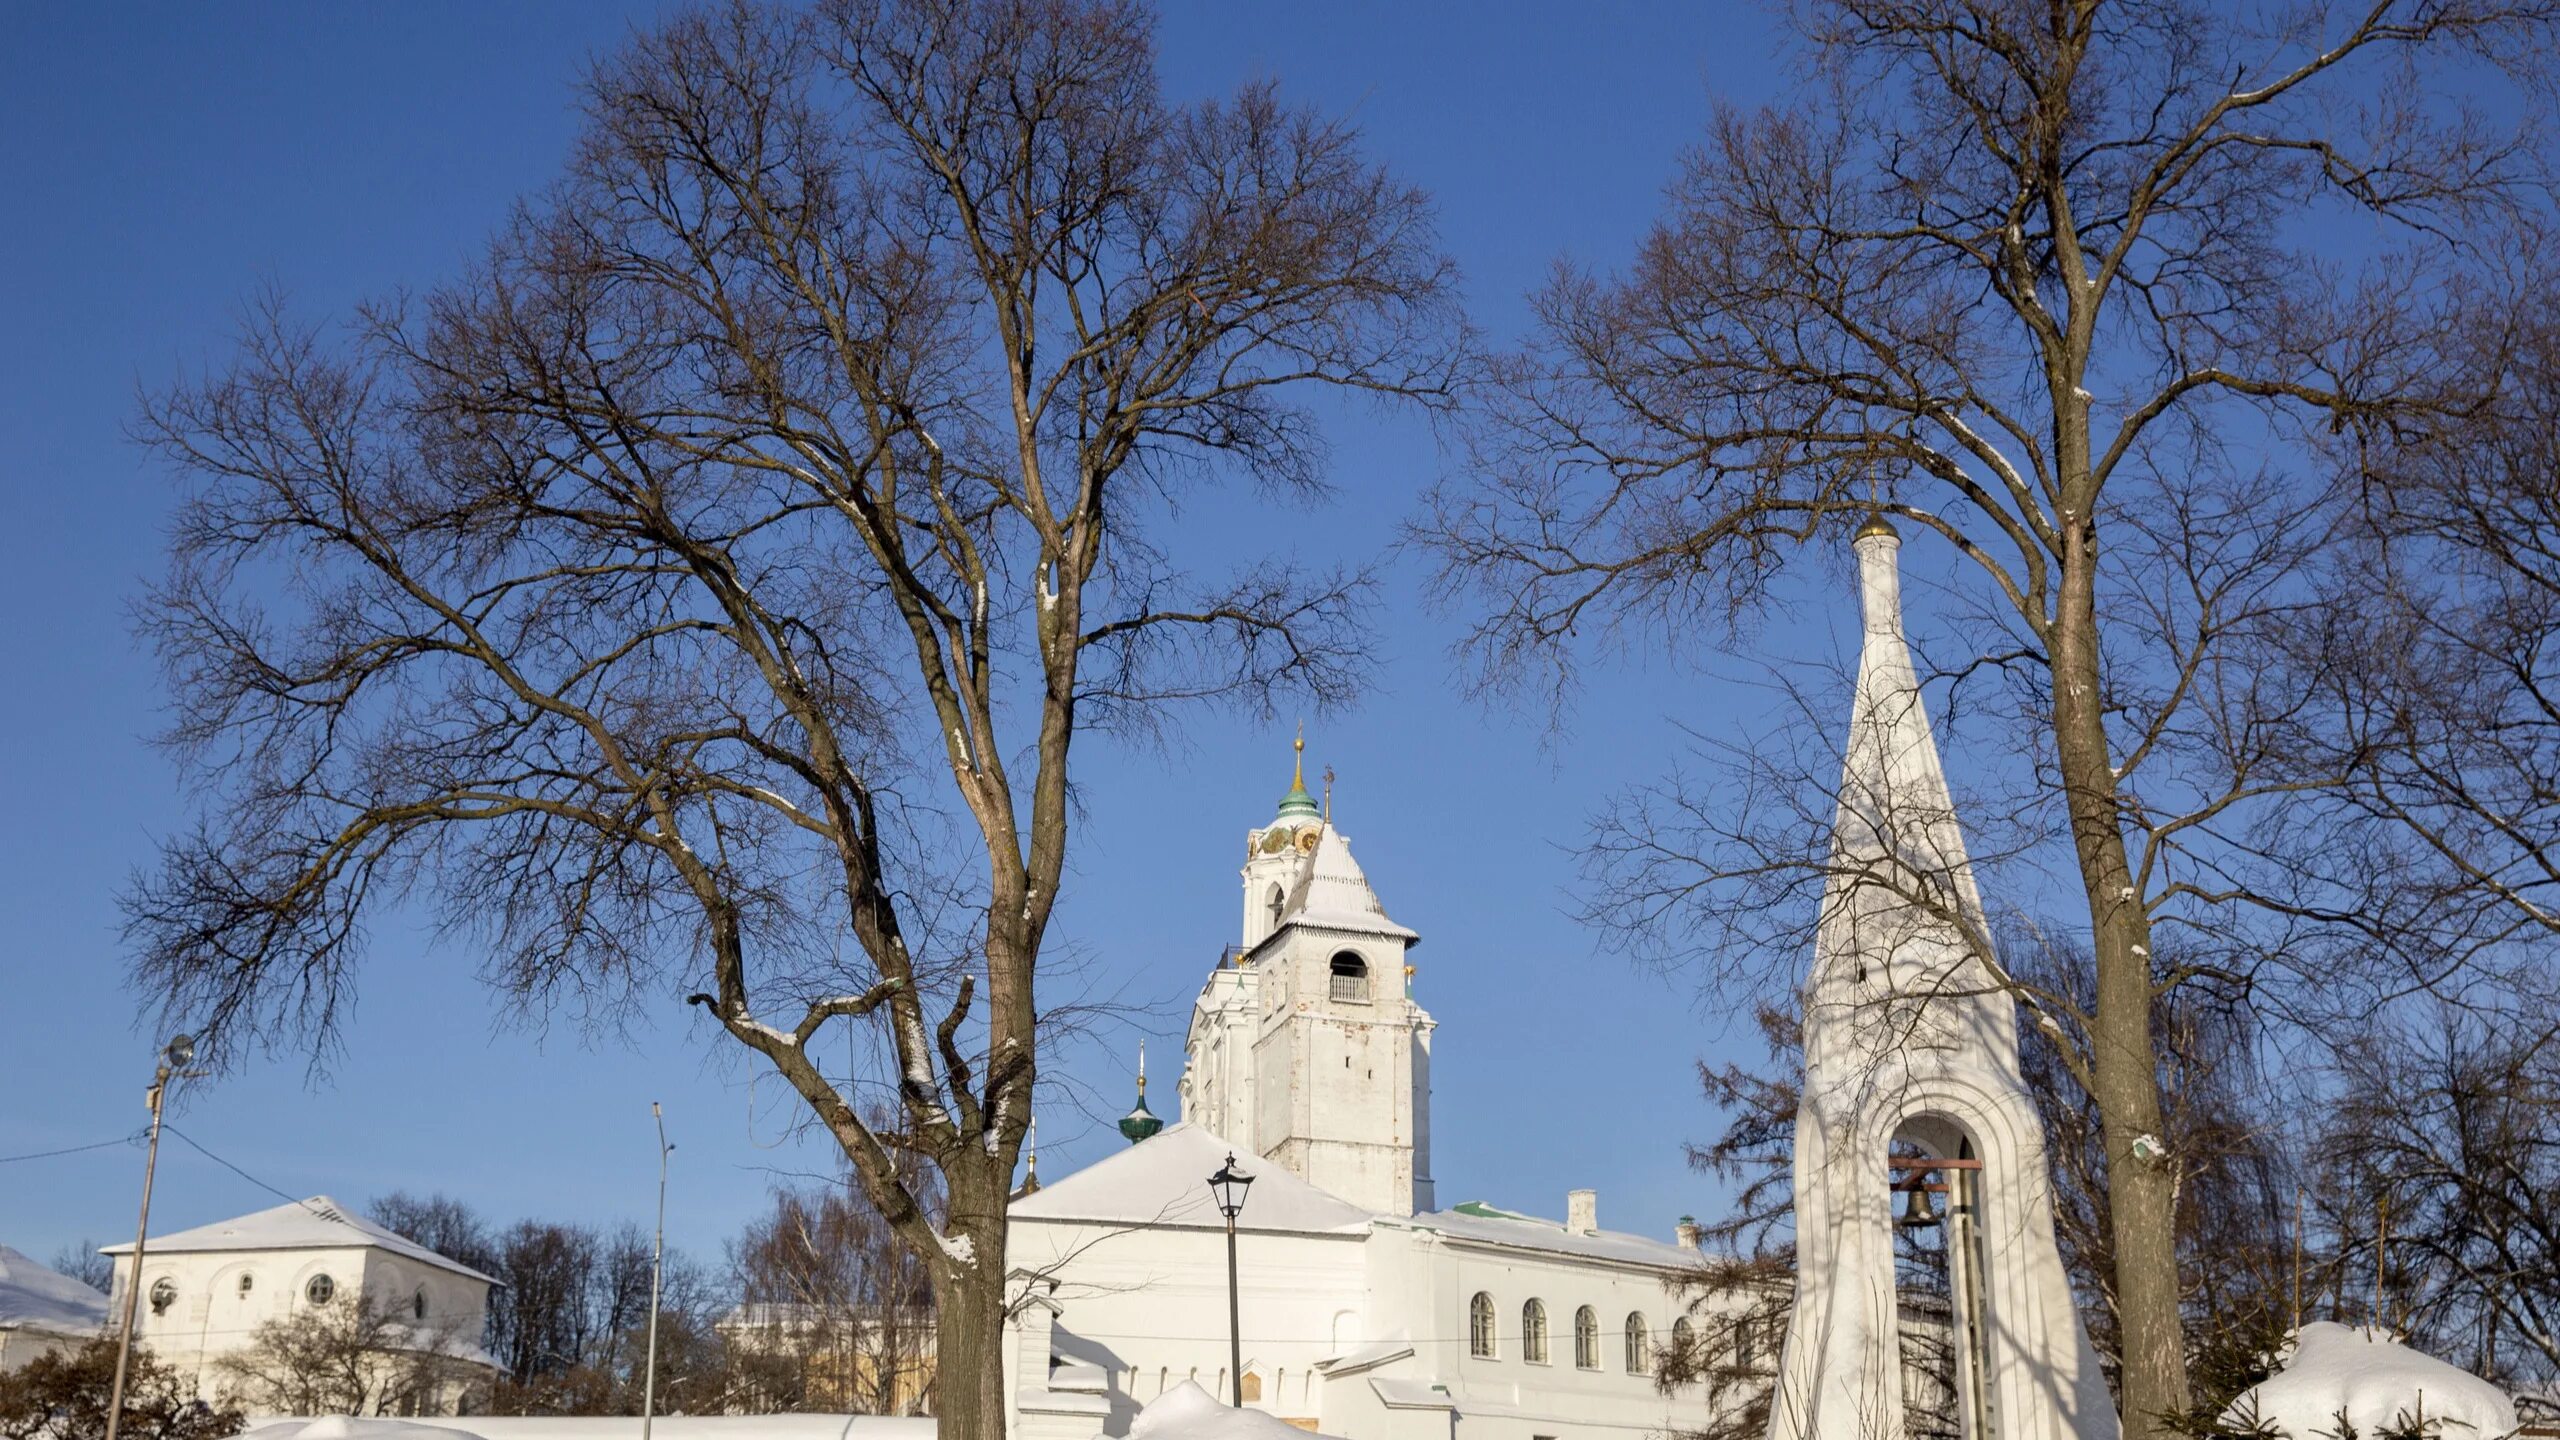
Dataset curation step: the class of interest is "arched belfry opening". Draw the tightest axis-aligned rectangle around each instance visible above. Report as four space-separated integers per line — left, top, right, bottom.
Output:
1328 950 1369 1002
1890 1121 1994 1440
1265 882 1285 932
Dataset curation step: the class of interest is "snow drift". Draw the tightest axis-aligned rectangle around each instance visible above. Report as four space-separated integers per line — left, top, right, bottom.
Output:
2225 1323 2516 1440
1124 1379 1345 1439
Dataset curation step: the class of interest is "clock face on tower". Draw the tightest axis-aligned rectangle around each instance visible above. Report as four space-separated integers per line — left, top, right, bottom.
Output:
1296 828 1320 854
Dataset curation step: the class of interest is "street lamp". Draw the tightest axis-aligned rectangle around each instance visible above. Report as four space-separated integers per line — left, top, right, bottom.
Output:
1206 1153 1255 1407
642 1103 674 1440
107 1034 197 1440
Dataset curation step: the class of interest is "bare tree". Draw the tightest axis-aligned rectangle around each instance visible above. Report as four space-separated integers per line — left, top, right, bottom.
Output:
2326 295 2560 948
728 1155 940 1415
1417 4 2552 1433
126 2 1462 1433
2317 1002 2560 1390
370 1192 730 1416
367 1195 496 1283
48 1242 115 1296
216 1294 480 1418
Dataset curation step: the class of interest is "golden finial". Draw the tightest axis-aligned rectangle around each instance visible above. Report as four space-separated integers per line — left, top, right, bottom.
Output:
1292 721 1305 787
1136 1039 1147 1095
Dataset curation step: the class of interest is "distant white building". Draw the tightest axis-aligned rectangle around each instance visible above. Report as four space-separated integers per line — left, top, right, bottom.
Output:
1002 742 1722 1440
0 1243 109 1371
103 1196 498 1413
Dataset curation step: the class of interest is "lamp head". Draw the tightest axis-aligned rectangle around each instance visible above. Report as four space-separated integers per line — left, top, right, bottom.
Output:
164 1034 196 1070
1206 1153 1255 1219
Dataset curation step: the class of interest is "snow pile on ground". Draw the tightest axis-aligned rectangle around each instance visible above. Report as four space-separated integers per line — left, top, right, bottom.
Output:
385 1419 933 1440
2225 1323 2516 1440
1125 1380 1345 1439
248 1420 492 1440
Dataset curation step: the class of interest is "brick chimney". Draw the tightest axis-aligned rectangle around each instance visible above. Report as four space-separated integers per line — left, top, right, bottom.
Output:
1567 1188 1598 1234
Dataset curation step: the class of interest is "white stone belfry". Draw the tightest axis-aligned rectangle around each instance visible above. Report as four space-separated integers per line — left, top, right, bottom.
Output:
1771 518 2118 1440
1178 741 1436 1217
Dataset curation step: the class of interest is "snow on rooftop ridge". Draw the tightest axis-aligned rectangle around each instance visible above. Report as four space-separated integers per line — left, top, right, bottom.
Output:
103 1196 498 1286
1278 825 1417 941
2225 1323 2516 1440
0 1243 110 1334
1124 1379 1348 1440
1404 1202 1710 1271
1007 1123 1371 1235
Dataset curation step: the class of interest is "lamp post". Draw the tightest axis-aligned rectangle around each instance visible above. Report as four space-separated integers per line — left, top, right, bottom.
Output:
1206 1153 1255 1407
642 1102 673 1440
106 1034 195 1440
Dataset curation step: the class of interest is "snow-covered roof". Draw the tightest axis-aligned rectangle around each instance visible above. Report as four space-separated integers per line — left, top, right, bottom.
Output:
1007 1124 1371 1236
104 1197 499 1286
1128 1379 1348 1439
2226 1324 2515 1440
0 1244 110 1336
1316 1333 1414 1376
1278 825 1417 942
1393 1201 1712 1272
1370 1377 1458 1411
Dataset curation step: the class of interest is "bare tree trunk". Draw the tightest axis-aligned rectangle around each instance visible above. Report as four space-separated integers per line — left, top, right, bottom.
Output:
2056 558 2187 1437
933 1240 1004 1439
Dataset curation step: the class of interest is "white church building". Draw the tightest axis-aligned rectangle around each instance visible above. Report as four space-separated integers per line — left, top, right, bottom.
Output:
1002 519 2117 1440
103 1196 498 1413
1001 745 1723 1439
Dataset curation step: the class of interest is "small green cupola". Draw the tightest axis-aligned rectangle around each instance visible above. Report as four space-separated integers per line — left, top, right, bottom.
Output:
1118 1041 1165 1144
1275 725 1319 823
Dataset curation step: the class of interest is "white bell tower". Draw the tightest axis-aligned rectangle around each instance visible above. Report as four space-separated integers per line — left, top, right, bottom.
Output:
1770 517 2117 1440
1177 735 1437 1217
1248 819 1434 1217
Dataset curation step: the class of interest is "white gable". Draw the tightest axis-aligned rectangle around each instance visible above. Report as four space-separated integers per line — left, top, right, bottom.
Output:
103 1195 497 1285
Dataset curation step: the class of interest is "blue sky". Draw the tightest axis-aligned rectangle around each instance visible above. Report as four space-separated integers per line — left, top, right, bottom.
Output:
0 3 1879 1271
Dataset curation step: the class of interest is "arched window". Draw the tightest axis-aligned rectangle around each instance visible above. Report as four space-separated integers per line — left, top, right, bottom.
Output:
304 1273 336 1306
1735 1315 1756 1368
1673 1315 1695 1357
147 1278 176 1316
1521 1299 1549 1364
1329 951 1370 1002
1266 883 1285 930
1575 1306 1601 1369
412 1287 428 1320
1468 1292 1497 1358
236 1273 254 1298
1625 1313 1651 1373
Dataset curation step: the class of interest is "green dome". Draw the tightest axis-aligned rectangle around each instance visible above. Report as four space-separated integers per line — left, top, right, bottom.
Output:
1276 730 1319 820
1118 1097 1163 1144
